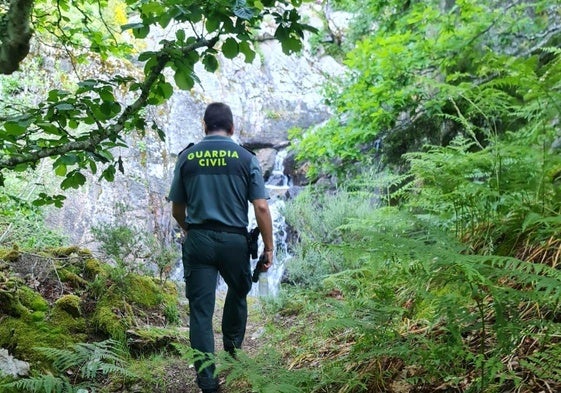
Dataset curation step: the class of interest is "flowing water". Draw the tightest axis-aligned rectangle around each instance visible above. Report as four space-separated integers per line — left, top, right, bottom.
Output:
248 149 291 297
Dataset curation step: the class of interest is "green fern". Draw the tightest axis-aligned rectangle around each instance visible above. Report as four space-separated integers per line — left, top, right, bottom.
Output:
278 181 561 391
2 340 135 393
3 374 74 393
218 350 317 393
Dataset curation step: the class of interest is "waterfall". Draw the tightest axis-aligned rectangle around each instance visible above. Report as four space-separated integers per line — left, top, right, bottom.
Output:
170 149 291 297
248 149 291 297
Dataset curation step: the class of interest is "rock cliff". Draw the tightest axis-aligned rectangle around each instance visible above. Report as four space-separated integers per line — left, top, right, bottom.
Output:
46 6 347 245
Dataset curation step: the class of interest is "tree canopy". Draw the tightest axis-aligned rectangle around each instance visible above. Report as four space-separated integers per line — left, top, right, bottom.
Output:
0 0 316 206
290 0 561 179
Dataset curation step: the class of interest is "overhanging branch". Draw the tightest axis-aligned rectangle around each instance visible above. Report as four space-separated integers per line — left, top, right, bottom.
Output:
0 35 220 170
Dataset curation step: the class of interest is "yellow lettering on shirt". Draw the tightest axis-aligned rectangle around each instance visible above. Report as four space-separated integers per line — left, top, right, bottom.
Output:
199 158 227 167
187 149 239 167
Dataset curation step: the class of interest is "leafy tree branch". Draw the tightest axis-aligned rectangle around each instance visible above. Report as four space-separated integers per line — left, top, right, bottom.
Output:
0 36 218 170
0 0 318 203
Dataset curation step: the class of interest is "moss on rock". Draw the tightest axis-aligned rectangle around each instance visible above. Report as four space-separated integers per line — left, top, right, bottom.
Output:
0 317 77 369
17 286 49 312
48 295 88 337
59 269 88 288
84 258 105 279
126 326 189 356
126 275 162 307
92 297 134 340
0 290 28 317
0 278 31 318
0 246 20 262
54 294 82 317
46 246 91 258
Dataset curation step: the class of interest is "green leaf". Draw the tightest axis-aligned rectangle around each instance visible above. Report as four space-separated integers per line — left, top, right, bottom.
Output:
47 89 70 101
14 163 29 172
205 17 220 33
174 70 194 90
281 36 302 54
176 29 186 42
89 160 98 174
143 56 158 74
55 103 75 111
121 22 144 32
158 12 173 28
152 122 166 141
239 41 255 63
158 81 174 99
138 51 157 62
274 25 288 41
56 154 79 166
33 193 66 208
37 122 60 135
234 0 255 20
99 89 115 102
202 54 219 72
101 166 116 182
4 121 27 136
55 164 67 177
61 171 86 190
222 38 239 59
132 25 150 39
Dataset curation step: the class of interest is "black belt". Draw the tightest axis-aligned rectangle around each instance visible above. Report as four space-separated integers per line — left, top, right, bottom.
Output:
187 221 247 236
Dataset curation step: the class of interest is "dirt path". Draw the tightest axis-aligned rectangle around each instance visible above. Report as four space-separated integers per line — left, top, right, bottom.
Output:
160 294 267 393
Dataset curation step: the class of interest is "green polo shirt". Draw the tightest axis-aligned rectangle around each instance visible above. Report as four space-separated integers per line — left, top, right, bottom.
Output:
168 135 269 228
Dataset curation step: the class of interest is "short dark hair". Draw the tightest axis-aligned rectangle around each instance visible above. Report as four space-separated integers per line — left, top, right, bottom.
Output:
204 102 233 132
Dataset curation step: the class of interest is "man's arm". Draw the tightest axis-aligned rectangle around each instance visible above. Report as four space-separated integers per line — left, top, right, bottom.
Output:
252 198 274 269
171 202 188 232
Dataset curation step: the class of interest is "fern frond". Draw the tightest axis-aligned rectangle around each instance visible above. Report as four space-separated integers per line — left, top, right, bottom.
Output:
2 374 72 393
520 341 561 382
35 347 85 374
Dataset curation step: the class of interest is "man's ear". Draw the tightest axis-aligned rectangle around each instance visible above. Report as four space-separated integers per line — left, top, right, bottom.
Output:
202 119 208 134
227 125 234 135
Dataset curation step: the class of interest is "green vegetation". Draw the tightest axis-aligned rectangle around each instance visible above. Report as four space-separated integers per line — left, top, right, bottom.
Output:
0 181 67 248
262 0 561 391
290 0 561 180
0 0 317 206
2 0 561 392
0 245 187 392
252 178 561 391
3 340 134 393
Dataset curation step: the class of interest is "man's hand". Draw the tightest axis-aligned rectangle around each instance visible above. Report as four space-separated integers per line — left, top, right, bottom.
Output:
260 249 274 271
171 202 189 232
252 198 274 270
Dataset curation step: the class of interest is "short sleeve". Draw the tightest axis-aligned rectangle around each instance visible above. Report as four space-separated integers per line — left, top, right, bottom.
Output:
167 157 188 203
248 156 269 201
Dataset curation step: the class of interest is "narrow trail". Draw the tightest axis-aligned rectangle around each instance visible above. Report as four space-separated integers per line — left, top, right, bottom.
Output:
159 294 267 393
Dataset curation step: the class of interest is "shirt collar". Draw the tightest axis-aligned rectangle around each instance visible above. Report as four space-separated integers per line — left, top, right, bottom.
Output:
203 135 233 142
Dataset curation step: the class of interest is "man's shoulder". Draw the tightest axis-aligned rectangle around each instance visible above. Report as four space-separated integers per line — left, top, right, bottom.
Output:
241 145 256 156
178 142 196 156
206 138 256 158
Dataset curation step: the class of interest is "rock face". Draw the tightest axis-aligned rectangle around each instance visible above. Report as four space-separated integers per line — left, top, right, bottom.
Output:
46 6 347 245
0 348 30 377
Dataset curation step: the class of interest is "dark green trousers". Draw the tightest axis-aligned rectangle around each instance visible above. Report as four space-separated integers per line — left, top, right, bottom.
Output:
182 229 252 391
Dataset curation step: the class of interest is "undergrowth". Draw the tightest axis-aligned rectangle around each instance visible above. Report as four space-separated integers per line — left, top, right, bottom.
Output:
2 340 134 393
258 180 561 392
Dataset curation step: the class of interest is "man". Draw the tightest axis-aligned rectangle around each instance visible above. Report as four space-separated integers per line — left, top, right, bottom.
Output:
168 102 274 393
